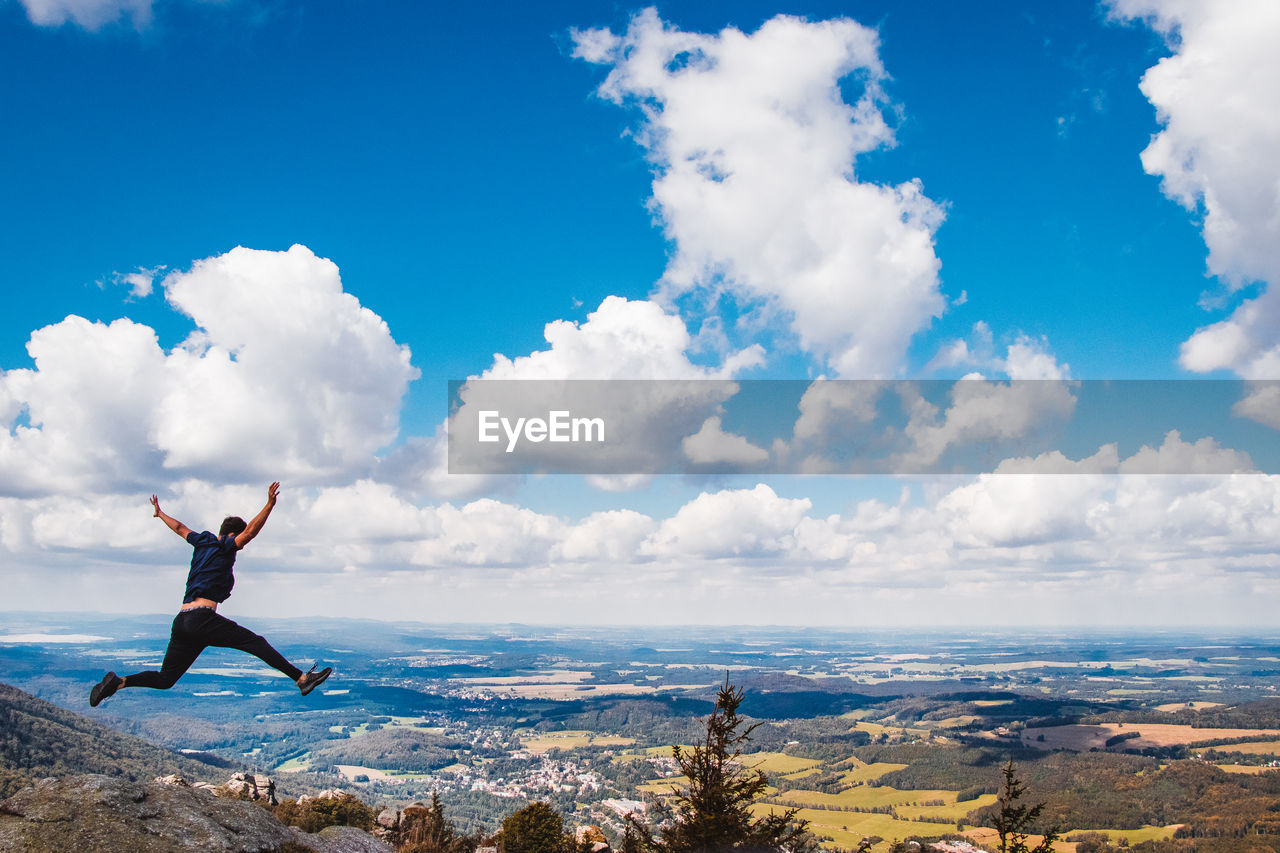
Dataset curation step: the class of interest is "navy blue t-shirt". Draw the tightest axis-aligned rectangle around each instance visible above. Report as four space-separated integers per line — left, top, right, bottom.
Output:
183 531 241 603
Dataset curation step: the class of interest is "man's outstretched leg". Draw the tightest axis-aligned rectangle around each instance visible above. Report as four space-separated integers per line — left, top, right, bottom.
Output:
90 608 331 706
90 612 205 706
177 609 331 695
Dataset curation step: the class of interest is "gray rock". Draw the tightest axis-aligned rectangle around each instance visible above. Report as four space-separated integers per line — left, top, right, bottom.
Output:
0 774 393 853
311 824 400 852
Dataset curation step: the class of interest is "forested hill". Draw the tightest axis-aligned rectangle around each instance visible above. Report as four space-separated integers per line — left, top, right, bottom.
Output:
0 682 227 798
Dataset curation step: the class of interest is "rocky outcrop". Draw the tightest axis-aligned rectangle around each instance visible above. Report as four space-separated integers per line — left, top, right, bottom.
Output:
0 774 393 852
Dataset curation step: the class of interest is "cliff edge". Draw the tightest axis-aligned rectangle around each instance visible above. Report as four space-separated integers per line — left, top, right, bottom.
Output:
0 774 392 853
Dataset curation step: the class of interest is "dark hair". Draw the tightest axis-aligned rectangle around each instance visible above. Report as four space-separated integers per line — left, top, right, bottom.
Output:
219 516 247 537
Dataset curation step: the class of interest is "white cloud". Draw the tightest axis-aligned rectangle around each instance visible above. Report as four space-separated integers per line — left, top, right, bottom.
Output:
1002 335 1070 380
556 509 656 562
3 461 1279 625
681 416 768 468
1109 0 1280 376
925 325 1069 381
0 245 417 495
18 0 156 29
108 266 163 300
373 426 505 502
898 379 1078 470
791 380 883 443
482 295 757 381
641 483 811 559
449 296 761 477
1233 382 1280 431
411 499 567 568
574 9 946 377
1117 430 1255 474
0 316 169 495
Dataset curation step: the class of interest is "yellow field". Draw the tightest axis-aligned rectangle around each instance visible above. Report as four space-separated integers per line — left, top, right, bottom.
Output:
519 730 636 753
1064 826 1183 845
853 721 930 739
1193 740 1280 756
1024 723 1280 752
839 709 879 721
964 826 1177 853
740 752 824 775
896 794 998 821
770 784 968 811
754 803 940 851
838 762 908 786
930 715 981 728
756 794 1183 853
1155 702 1224 712
1214 764 1280 774
637 778 686 796
964 827 1072 853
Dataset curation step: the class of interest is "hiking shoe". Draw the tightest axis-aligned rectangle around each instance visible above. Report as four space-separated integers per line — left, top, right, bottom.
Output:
90 672 122 707
298 664 332 696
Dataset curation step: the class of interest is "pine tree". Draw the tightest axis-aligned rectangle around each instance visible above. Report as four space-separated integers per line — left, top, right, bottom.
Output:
401 792 470 853
499 801 577 853
630 675 817 853
992 760 1059 853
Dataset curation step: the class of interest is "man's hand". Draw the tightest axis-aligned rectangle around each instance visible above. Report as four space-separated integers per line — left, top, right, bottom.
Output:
237 482 281 549
151 494 192 539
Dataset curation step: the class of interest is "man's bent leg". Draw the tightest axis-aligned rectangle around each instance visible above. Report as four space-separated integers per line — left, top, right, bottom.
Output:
203 611 304 682
121 612 206 690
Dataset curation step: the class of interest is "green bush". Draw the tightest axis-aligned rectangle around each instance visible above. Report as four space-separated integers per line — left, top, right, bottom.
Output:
272 792 376 834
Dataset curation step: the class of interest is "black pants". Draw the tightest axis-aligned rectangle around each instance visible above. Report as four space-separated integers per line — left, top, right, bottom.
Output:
125 608 302 689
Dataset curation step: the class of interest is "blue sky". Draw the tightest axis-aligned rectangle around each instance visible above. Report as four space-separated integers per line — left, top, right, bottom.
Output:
1 0 1278 627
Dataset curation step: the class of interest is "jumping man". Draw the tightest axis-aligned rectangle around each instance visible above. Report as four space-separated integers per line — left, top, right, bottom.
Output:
90 482 332 706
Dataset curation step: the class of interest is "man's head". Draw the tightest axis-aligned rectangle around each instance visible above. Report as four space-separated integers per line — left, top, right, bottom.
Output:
219 516 247 537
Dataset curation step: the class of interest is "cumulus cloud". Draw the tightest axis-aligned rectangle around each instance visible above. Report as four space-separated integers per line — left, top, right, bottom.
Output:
898 379 1078 470
574 9 946 377
925 325 1070 381
681 416 768 468
4 459 1279 624
642 484 812 559
777 379 1078 474
0 245 417 495
481 295 759 381
1233 382 1280 431
448 297 762 476
1117 430 1255 474
1109 0 1280 376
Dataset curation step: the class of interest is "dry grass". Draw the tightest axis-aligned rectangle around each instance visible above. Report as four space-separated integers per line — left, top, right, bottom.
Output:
1153 701 1224 712
1022 723 1280 751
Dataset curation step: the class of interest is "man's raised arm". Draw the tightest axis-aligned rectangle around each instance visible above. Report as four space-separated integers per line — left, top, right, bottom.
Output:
235 482 280 549
151 495 193 539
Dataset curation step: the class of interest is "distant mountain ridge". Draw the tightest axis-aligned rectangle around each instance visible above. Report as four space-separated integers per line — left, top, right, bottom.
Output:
0 682 226 798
